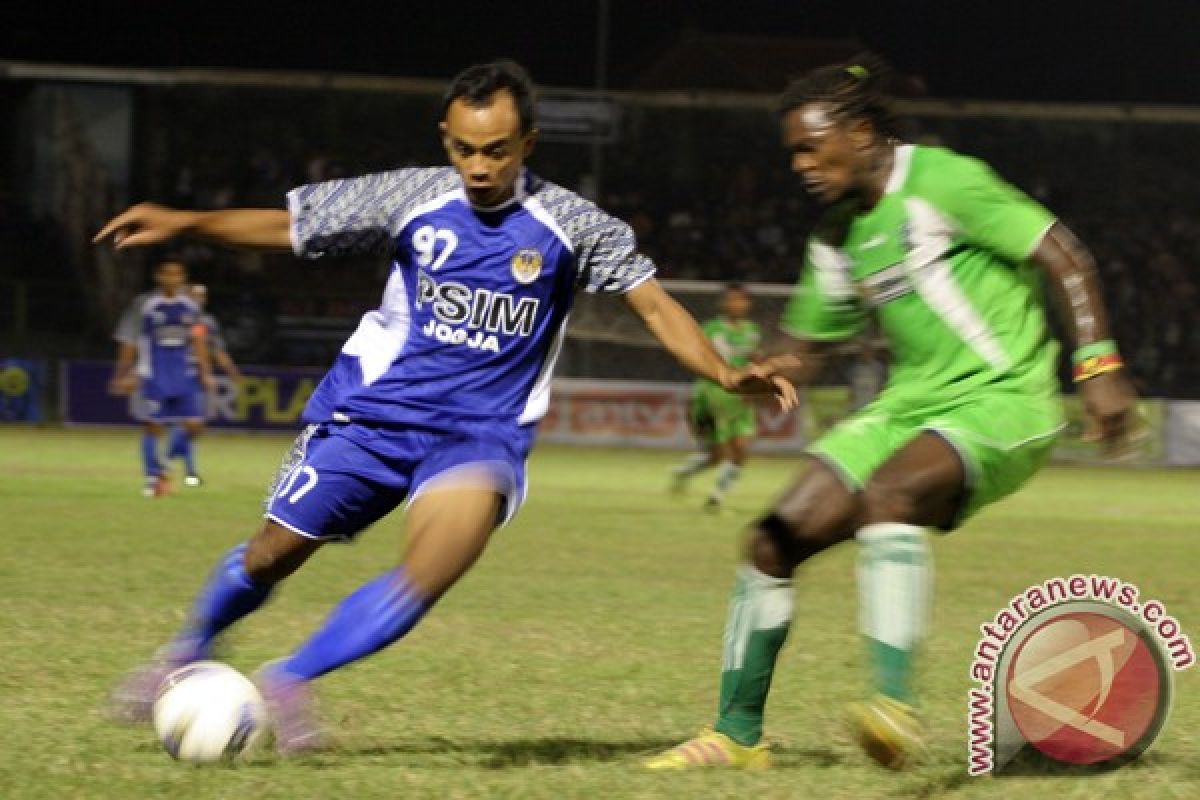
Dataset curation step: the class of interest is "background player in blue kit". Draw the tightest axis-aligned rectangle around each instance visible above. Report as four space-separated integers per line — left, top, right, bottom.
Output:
95 60 795 753
162 282 244 486
110 259 215 496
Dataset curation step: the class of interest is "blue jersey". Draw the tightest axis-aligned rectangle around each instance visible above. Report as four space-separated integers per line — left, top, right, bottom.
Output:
114 292 201 396
287 168 655 432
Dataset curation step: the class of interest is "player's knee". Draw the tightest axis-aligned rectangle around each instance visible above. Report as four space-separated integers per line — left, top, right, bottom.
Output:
745 527 791 578
751 512 840 574
861 479 920 525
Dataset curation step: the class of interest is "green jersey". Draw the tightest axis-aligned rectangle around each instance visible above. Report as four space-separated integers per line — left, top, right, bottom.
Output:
782 144 1059 406
704 317 762 369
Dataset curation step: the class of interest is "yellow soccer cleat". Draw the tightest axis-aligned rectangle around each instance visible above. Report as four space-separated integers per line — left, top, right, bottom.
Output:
847 694 928 770
644 727 770 770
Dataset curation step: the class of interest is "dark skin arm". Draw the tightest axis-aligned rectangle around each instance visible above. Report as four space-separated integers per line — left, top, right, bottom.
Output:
1031 222 1138 456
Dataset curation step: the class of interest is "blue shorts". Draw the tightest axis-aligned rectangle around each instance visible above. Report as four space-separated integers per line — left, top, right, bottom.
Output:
136 383 203 422
264 422 535 542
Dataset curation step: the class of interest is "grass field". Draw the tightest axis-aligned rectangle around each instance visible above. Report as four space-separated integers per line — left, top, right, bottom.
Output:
0 427 1196 799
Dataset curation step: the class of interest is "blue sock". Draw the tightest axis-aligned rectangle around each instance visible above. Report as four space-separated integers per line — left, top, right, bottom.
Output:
141 432 162 477
278 570 430 681
174 543 273 660
168 427 197 475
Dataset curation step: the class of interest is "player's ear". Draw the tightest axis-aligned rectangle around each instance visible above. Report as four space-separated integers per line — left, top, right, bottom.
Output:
438 121 452 153
522 127 538 158
849 119 874 153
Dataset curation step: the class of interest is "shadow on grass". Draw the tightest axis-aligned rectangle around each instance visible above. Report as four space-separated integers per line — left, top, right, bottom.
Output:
282 736 850 770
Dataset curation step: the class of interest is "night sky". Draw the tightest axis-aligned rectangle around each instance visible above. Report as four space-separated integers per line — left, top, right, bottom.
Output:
3 1 1198 104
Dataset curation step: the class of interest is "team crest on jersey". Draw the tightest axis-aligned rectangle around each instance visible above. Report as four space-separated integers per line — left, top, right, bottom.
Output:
511 249 543 284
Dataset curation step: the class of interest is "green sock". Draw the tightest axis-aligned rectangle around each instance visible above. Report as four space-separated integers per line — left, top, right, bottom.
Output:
714 565 793 746
856 523 932 705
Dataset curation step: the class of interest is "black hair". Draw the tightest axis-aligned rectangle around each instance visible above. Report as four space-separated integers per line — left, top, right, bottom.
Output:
442 59 537 133
154 256 188 274
778 52 901 138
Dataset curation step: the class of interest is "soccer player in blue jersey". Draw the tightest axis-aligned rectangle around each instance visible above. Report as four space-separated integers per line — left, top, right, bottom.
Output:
163 282 244 486
96 60 794 754
110 259 215 496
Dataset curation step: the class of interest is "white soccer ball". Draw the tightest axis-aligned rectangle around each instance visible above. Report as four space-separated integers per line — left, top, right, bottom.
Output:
153 661 268 763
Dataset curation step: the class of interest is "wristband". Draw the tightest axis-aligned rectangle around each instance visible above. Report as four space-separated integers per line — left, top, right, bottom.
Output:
1073 353 1123 383
1071 339 1118 366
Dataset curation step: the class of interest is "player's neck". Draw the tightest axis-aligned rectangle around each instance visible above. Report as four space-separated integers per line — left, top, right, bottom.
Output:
856 141 897 210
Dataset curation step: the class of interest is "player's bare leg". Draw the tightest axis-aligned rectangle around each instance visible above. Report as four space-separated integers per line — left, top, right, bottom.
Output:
109 521 322 722
259 479 503 754
849 431 963 768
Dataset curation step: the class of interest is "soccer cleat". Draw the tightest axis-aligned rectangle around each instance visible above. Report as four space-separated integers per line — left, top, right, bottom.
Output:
644 727 770 770
143 474 171 497
142 474 168 497
847 694 928 770
256 667 327 756
108 644 198 723
183 474 204 488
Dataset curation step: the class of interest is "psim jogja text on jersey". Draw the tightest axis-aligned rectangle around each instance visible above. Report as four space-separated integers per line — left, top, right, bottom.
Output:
417 271 539 354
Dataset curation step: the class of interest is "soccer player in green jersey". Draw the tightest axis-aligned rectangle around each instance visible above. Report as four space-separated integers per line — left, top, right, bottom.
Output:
648 54 1139 771
672 284 763 509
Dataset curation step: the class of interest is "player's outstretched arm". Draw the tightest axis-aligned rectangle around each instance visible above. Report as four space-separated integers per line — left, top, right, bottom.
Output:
1032 222 1139 455
94 203 292 251
624 279 798 410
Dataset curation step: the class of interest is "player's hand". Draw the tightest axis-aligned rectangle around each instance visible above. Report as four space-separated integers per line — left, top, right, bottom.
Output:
200 374 218 394
108 374 138 395
1078 370 1143 460
722 365 799 412
93 203 193 249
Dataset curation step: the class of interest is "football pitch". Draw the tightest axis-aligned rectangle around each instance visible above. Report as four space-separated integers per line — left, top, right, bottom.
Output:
1 427 1196 799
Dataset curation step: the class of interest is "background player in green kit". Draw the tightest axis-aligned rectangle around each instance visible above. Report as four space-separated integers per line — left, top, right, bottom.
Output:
672 284 763 510
648 54 1140 771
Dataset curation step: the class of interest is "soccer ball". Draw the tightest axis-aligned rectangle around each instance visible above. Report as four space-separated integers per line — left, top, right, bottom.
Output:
153 661 268 763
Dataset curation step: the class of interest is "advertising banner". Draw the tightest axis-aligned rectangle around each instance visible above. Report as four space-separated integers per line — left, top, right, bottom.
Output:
61 360 323 431
538 379 809 452
0 358 46 422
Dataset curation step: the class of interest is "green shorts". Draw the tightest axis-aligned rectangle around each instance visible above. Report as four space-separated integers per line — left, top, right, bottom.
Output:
808 387 1065 529
690 381 757 445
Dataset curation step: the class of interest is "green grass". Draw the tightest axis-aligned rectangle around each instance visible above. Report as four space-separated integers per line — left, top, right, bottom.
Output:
0 427 1196 799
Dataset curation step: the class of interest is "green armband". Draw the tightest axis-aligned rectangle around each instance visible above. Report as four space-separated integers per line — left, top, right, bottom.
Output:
1071 339 1118 366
